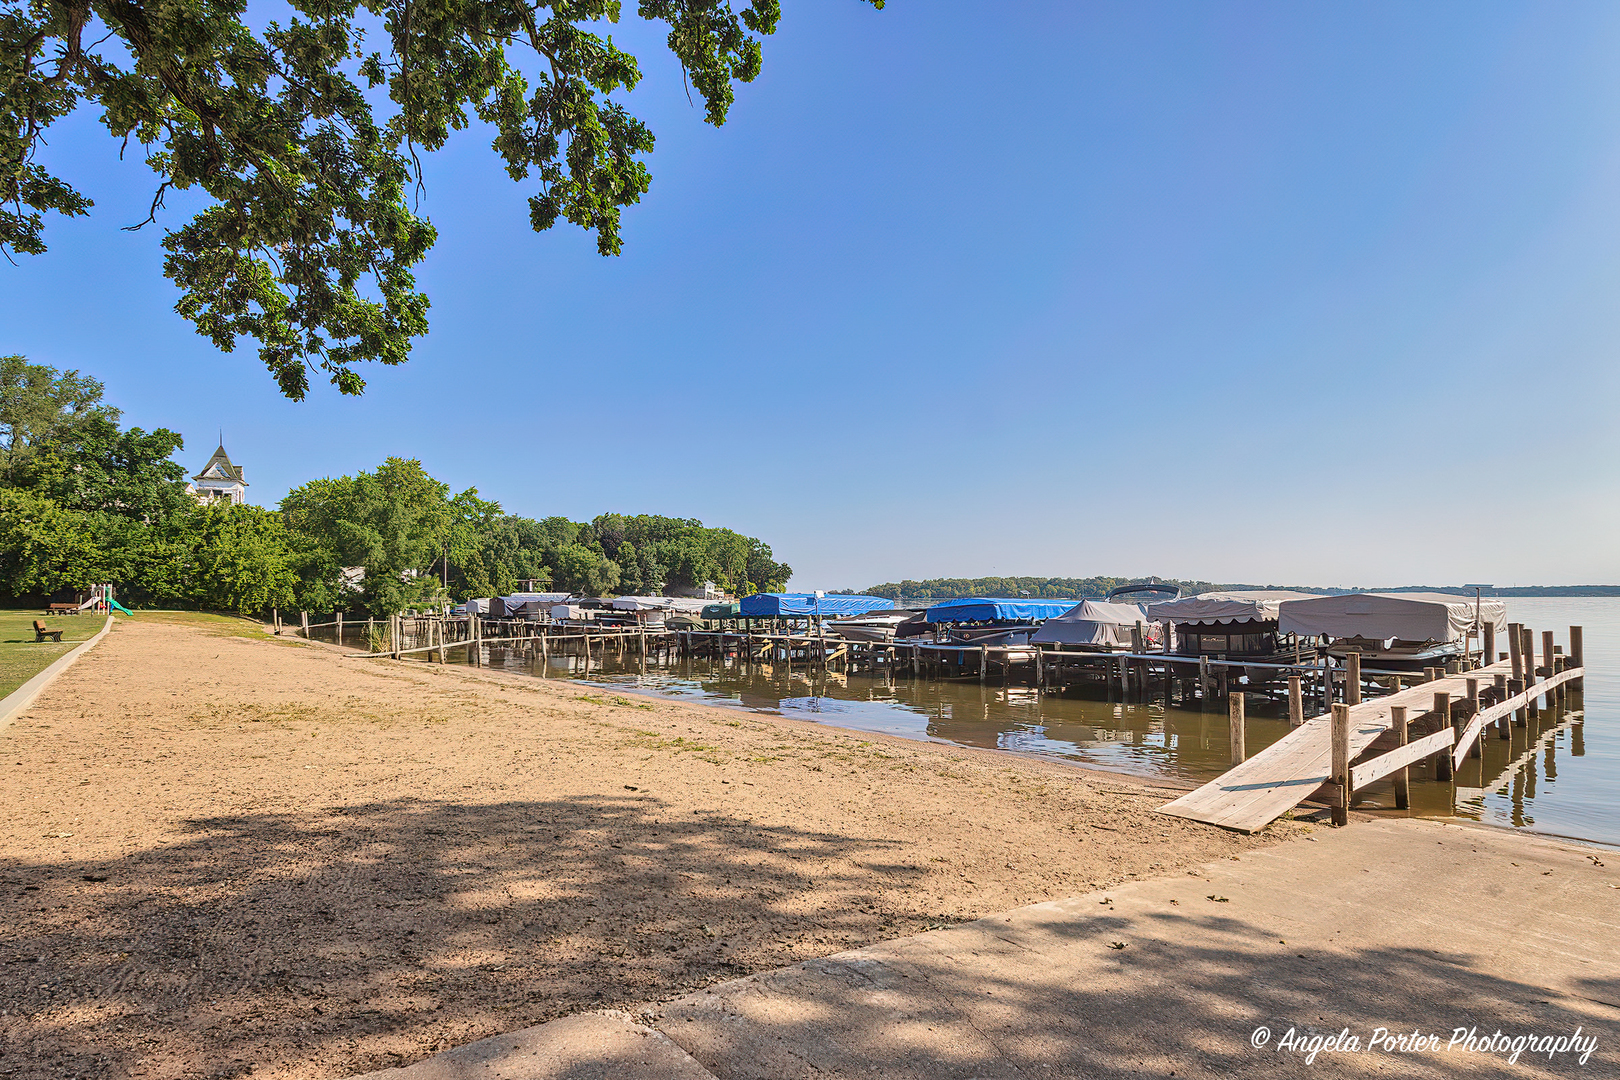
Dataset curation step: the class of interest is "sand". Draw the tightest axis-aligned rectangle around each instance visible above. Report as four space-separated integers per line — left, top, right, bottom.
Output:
0 615 1300 1078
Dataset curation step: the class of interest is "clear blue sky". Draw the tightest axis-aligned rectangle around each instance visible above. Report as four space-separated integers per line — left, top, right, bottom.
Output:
6 1 1620 590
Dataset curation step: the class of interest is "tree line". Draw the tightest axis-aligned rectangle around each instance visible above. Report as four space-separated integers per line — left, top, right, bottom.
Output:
0 357 791 614
850 576 1235 602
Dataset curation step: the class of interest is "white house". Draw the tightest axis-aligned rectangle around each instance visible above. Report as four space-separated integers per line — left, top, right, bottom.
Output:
190 443 248 505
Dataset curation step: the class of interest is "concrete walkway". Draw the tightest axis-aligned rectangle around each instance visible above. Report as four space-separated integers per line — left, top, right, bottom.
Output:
360 819 1619 1079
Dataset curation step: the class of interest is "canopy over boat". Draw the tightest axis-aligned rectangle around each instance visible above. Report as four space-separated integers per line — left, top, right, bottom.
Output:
493 592 570 617
610 596 710 614
924 598 1074 623
1147 590 1322 626
1030 600 1161 647
701 602 743 620
1278 592 1507 643
739 593 895 618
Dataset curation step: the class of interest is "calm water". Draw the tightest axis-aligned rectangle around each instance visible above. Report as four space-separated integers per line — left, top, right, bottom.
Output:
408 597 1615 849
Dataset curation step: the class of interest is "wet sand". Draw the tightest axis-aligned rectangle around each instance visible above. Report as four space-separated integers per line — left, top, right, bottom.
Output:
0 615 1301 1078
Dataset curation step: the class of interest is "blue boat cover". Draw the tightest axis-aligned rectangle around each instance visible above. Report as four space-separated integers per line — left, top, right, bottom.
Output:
739 593 895 618
925 598 1075 623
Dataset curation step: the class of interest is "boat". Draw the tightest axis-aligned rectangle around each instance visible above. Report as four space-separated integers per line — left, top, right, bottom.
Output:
1029 599 1163 650
1277 591 1508 672
1146 589 1321 684
924 598 1075 648
825 610 926 643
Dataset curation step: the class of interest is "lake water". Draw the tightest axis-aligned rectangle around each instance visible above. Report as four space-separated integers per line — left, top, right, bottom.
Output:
459 597 1615 849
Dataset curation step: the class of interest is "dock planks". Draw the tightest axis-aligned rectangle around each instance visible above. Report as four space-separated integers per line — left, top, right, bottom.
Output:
1157 659 1518 833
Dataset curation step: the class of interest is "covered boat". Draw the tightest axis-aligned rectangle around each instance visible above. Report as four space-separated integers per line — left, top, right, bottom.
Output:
925 598 1074 647
1277 591 1508 669
1029 600 1161 649
739 593 895 619
1147 590 1320 658
492 592 571 618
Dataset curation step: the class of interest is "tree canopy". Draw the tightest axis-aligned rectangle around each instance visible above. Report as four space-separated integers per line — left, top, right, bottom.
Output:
0 358 793 611
4 0 881 399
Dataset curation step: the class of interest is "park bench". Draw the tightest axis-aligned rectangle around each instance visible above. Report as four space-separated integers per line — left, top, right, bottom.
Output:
47 603 78 615
33 620 63 643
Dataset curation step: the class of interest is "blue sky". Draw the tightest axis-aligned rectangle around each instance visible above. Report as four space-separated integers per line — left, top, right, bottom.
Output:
6 1 1620 589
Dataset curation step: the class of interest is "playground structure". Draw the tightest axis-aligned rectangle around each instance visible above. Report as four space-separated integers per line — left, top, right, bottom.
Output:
81 584 133 616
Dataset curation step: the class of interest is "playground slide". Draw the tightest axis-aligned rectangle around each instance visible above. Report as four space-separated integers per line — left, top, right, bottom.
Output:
107 600 133 615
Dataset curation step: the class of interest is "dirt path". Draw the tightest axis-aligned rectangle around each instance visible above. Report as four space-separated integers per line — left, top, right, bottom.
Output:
0 615 1300 1079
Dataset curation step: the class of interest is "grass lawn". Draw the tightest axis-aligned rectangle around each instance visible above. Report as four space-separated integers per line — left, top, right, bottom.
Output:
0 608 106 700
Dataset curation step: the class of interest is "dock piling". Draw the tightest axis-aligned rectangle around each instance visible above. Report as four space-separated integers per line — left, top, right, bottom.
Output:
1229 693 1246 765
1330 703 1350 826
1390 705 1410 810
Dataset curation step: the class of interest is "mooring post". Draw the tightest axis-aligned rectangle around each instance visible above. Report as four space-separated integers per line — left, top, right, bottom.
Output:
1198 655 1210 708
336 611 343 647
1570 625 1584 690
1288 675 1304 727
1330 703 1350 826
1390 705 1410 810
1346 651 1361 706
1508 623 1523 683
1434 691 1454 781
980 644 988 684
1466 677 1481 757
1522 627 1538 716
301 610 309 637
1483 622 1496 669
1541 630 1555 708
1494 673 1509 738
1229 693 1246 766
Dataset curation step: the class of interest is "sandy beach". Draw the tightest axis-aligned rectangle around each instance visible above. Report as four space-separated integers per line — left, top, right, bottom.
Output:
0 615 1303 1078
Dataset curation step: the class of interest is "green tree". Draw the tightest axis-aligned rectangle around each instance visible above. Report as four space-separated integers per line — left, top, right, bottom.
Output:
0 355 118 483
549 542 619 596
280 457 463 612
4 2 883 399
181 503 299 613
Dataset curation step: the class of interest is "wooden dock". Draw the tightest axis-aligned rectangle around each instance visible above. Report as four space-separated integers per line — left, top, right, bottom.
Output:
1159 624 1584 832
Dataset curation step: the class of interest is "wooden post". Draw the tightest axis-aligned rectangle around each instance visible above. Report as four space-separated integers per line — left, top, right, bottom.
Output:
1288 675 1304 727
1229 693 1246 765
1466 677 1481 757
1508 677 1526 728
1321 656 1333 707
1541 630 1555 708
301 610 309 636
540 631 548 676
336 611 343 647
1494 673 1508 738
1523 627 1538 716
1570 625 1584 690
1390 705 1410 810
1198 655 1210 708
1035 646 1045 690
980 644 988 684
1434 691 1453 781
1508 623 1523 683
1346 651 1361 706
271 607 279 633
1330 703 1350 826
1482 622 1496 671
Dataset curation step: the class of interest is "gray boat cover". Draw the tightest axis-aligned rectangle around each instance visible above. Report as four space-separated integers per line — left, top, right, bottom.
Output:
1146 590 1321 626
1031 600 1162 647
610 596 711 614
1278 592 1508 643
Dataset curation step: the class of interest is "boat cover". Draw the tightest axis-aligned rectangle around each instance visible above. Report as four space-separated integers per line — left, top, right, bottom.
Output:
1278 592 1508 643
1147 590 1322 626
494 592 571 618
464 598 492 616
740 593 895 618
702 602 742 620
1031 600 1161 646
924 598 1075 623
